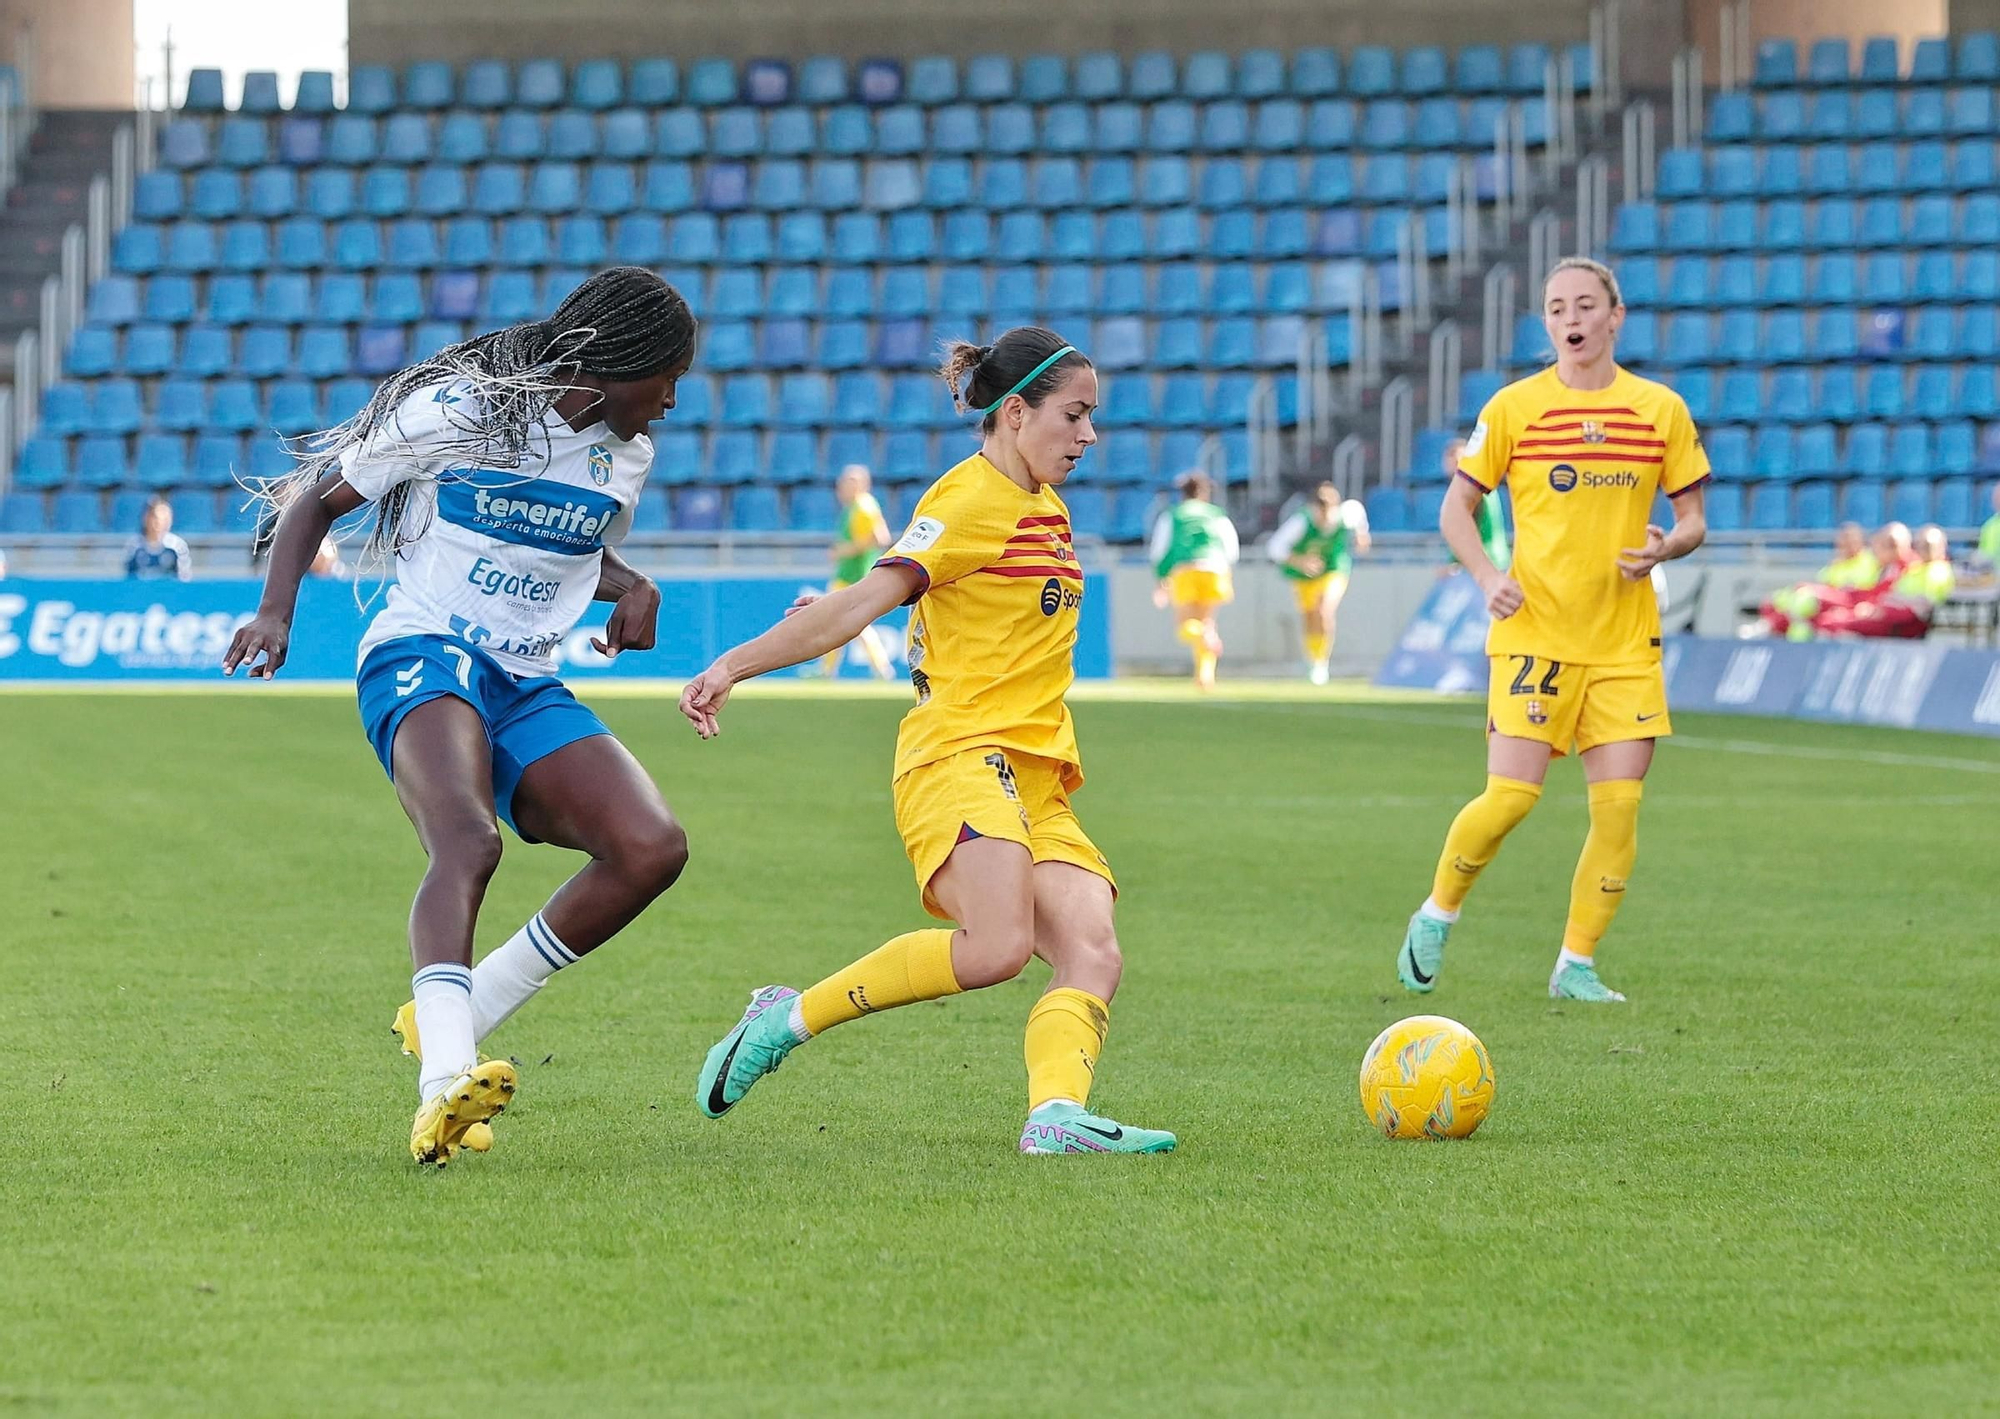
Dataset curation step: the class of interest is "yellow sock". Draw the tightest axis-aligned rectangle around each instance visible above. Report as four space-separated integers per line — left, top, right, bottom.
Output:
1561 780 1643 958
798 928 962 1036
1194 646 1218 684
1304 630 1329 664
1177 618 1205 645
1025 987 1109 1111
1431 775 1542 911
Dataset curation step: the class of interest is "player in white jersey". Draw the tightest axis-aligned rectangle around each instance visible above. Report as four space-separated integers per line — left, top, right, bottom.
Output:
223 267 697 1165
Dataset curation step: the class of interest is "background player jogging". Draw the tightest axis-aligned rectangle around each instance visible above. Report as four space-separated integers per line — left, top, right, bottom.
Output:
222 267 698 1165
1396 256 1709 1005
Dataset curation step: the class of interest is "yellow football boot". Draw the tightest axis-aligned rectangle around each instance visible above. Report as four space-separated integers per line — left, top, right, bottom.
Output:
409 1061 516 1167
393 1004 498 1153
390 1000 421 1059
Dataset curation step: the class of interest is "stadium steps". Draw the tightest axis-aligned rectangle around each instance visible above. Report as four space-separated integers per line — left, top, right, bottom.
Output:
0 111 124 357
1311 96 1635 511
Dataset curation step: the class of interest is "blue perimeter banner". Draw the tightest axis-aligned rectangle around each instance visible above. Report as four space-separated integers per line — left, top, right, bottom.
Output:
0 575 1113 684
1374 574 2000 738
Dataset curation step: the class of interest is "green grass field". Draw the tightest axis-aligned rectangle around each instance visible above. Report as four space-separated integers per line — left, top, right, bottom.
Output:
4 683 1998 1416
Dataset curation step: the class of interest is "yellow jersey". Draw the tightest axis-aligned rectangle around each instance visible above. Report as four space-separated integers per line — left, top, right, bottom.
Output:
878 453 1084 786
1459 364 1709 665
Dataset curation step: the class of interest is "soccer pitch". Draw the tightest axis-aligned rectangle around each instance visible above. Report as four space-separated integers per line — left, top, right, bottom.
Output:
4 683 1997 1415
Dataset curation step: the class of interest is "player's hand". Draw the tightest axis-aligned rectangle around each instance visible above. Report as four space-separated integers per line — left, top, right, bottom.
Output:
1618 525 1669 581
784 590 823 618
222 613 291 679
1298 554 1326 578
679 663 735 739
1151 584 1171 609
591 577 660 658
1479 572 1525 620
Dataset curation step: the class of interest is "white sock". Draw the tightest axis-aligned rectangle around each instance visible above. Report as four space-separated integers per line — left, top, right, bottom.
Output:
412 963 476 1101
785 998 812 1043
1555 947 1594 973
469 911 578 1043
1419 896 1461 924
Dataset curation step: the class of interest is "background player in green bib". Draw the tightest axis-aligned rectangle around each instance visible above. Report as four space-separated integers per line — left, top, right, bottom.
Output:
1267 482 1370 684
821 464 896 679
1149 471 1239 690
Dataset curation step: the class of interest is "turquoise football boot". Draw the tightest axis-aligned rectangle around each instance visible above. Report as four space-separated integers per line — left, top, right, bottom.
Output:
1018 1102 1176 1155
1550 959 1627 1003
1397 911 1451 993
696 985 804 1119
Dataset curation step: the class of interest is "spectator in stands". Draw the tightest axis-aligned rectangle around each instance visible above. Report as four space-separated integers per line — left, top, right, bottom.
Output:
1807 525 1955 640
1150 471 1238 691
1757 522 1912 639
1814 522 1881 590
1437 436 1511 578
124 495 192 581
309 535 353 582
1763 523 1951 640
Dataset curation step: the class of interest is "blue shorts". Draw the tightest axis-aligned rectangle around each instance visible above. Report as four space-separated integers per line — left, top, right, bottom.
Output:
356 635 610 841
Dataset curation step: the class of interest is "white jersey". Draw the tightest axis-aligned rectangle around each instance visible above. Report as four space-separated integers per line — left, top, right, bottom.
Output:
340 381 653 677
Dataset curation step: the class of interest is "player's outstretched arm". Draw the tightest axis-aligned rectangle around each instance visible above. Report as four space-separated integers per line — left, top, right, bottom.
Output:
1441 475 1522 619
679 562 922 738
222 472 366 679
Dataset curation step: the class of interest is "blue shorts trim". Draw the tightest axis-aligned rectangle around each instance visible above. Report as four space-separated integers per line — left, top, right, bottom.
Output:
356 635 610 841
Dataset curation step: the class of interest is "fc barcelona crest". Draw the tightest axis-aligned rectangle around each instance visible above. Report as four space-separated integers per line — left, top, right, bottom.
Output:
1579 419 1607 444
1526 699 1549 725
587 443 613 485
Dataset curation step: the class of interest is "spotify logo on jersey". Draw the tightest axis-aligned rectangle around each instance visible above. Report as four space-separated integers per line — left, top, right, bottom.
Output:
1548 463 1579 493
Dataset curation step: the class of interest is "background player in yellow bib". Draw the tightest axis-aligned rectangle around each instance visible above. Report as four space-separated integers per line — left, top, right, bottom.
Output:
819 463 896 678
1396 256 1709 1004
1149 471 1239 690
680 326 1174 1155
1267 481 1370 684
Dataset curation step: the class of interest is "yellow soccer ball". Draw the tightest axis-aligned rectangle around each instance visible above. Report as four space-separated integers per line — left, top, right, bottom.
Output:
1358 1015 1495 1140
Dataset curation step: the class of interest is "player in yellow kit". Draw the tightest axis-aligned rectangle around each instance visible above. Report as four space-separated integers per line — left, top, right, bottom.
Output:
1396 257 1709 1004
681 326 1175 1154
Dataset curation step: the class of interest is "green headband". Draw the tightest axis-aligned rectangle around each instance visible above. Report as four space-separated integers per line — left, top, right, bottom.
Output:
979 345 1077 415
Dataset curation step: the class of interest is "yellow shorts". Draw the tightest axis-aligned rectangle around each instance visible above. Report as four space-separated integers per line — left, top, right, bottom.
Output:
1292 571 1350 613
892 747 1115 920
1169 566 1233 606
1486 654 1671 757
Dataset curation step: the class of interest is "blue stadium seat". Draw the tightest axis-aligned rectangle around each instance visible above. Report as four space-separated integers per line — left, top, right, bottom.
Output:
53 487 109 528
1751 425 1794 481
15 437 68 490
1145 101 1195 152
1935 478 1974 525
133 433 188 489
601 109 649 159
1755 39 1798 86
90 380 144 435
183 68 226 112
965 54 1014 102
1703 427 1749 482
517 59 565 110
1796 423 1838 477
1746 483 1791 530
265 99 318 153
1093 102 1142 152
1887 479 1933 526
